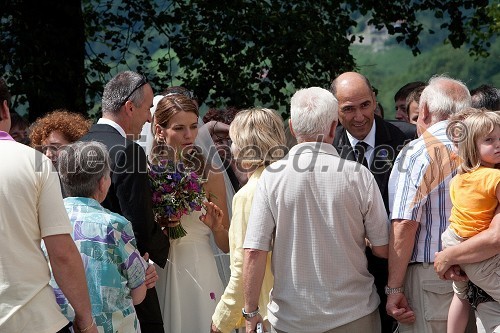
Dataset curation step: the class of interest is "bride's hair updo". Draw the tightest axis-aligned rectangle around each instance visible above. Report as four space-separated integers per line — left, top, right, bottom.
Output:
154 94 199 128
152 94 206 176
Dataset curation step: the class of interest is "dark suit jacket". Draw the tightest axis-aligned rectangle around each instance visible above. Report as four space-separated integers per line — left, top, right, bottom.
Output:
386 119 417 142
333 116 409 212
80 124 169 267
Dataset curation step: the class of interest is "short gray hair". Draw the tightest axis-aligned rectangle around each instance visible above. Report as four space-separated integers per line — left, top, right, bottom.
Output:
420 75 471 121
58 141 110 198
290 87 338 141
102 71 148 115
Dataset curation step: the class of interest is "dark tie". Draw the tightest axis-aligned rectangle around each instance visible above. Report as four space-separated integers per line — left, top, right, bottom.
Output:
354 141 369 168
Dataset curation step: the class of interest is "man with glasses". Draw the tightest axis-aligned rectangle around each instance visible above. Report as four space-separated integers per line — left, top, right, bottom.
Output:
80 71 169 333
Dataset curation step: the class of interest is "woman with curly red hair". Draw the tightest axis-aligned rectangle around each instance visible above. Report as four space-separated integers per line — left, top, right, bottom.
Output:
29 109 92 166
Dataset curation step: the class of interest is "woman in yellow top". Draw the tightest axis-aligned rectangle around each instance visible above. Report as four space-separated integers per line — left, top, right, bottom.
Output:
441 109 500 333
211 108 287 333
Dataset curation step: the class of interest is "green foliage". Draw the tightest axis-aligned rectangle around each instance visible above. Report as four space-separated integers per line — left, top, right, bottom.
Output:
0 1 87 121
163 0 498 115
464 1 500 57
163 1 355 111
82 0 173 116
353 39 500 119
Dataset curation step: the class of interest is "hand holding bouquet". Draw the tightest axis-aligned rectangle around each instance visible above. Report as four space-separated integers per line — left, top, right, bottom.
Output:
148 159 206 239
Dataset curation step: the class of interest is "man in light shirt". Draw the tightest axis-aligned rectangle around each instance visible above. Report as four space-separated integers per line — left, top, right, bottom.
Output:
243 87 389 333
0 78 96 333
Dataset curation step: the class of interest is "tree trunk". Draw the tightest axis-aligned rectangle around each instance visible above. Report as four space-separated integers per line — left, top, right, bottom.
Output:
12 0 86 122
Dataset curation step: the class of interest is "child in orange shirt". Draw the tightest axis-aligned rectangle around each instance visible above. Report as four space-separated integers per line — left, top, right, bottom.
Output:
441 109 500 333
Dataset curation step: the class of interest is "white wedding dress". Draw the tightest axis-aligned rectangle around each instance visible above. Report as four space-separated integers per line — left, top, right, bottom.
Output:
141 95 234 333
154 209 224 333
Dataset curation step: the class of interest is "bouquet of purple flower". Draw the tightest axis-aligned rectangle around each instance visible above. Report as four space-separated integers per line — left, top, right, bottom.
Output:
148 159 206 239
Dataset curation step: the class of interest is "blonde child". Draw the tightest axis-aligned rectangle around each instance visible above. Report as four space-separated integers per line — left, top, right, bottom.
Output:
441 109 500 333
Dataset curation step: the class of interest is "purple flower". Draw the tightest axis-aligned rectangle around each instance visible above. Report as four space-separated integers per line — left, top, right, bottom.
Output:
188 181 199 191
148 160 206 226
162 184 173 192
152 192 161 203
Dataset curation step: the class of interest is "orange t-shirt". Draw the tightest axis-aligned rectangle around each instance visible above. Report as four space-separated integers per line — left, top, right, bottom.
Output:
449 166 500 238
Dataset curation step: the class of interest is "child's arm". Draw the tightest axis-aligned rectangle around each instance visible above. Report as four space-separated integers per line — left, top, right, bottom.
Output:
447 294 471 333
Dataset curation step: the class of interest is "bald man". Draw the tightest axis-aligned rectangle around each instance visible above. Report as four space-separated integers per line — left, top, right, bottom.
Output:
331 72 409 333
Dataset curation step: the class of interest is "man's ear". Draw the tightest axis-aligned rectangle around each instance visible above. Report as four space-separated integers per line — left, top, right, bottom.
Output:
420 102 430 122
289 119 296 138
329 120 338 138
98 175 107 194
0 100 10 120
123 100 134 117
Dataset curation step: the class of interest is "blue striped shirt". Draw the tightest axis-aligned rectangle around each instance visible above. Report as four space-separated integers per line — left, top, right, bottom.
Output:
389 121 459 263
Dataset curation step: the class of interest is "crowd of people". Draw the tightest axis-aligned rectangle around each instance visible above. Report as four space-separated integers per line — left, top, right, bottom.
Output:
0 70 499 333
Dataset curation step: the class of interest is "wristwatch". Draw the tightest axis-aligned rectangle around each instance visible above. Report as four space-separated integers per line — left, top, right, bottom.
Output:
385 285 404 295
242 306 260 319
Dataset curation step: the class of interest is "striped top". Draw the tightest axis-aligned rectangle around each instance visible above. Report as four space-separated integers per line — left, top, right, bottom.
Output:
389 121 459 263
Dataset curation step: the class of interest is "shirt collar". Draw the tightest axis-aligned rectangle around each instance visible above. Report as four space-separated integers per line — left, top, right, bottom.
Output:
424 120 449 135
345 120 376 149
247 166 265 184
288 141 340 157
0 131 15 141
97 118 126 138
64 196 102 208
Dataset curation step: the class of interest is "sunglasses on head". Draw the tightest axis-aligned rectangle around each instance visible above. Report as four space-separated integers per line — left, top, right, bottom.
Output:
121 75 148 105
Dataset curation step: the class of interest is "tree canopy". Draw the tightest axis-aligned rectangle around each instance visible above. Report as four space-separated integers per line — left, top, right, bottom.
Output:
0 0 497 121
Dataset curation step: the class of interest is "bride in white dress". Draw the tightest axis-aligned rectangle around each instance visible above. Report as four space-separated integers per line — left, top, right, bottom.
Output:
147 93 232 333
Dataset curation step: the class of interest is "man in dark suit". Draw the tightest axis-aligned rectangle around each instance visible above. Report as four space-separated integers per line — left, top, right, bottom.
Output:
331 72 409 333
80 71 169 333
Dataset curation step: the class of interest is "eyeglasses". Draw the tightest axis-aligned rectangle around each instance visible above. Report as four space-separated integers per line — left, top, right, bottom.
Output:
121 75 148 105
41 144 63 155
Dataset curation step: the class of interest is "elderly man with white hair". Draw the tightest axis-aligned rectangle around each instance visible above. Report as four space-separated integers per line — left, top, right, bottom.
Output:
386 75 475 333
243 87 389 333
